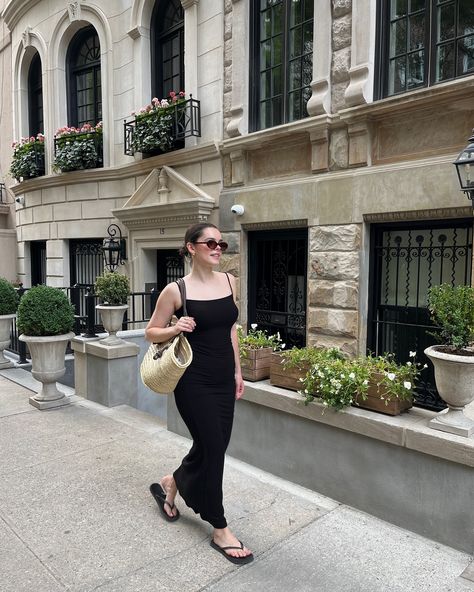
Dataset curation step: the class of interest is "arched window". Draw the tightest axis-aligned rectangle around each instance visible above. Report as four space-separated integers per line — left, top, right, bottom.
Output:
28 52 43 136
151 0 184 99
67 26 102 127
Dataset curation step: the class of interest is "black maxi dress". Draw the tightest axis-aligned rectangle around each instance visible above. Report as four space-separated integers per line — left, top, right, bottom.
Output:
173 273 238 529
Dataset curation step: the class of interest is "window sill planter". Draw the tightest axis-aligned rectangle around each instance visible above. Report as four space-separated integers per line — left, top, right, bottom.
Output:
270 352 310 391
241 346 273 381
353 372 413 416
124 95 201 156
53 124 103 173
10 136 45 182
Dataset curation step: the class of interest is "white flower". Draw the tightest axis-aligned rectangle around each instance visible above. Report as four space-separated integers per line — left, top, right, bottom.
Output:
363 379 369 385
349 372 355 379
386 372 396 381
251 323 258 330
409 351 416 358
406 361 412 367
281 343 286 349
423 364 428 369
404 381 412 390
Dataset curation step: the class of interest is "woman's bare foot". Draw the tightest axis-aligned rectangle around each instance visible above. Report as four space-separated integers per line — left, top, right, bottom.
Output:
160 475 178 519
212 527 253 560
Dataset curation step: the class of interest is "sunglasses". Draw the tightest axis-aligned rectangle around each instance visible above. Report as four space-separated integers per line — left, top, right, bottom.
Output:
194 239 229 252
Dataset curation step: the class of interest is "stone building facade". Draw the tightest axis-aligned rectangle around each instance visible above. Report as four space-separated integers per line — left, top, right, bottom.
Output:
0 0 473 407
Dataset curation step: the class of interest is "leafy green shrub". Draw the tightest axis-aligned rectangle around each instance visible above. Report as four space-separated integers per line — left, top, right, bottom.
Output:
10 134 45 181
0 278 19 315
279 346 343 369
17 286 75 336
94 271 130 305
52 123 103 172
237 323 284 358
428 284 474 352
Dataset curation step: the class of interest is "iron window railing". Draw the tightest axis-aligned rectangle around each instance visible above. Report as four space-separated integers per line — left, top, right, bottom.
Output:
123 96 201 156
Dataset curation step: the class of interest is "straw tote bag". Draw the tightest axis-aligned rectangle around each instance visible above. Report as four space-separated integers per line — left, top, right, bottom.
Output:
140 278 193 393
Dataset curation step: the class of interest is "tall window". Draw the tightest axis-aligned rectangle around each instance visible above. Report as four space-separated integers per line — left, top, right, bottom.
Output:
28 52 43 136
151 0 184 99
250 0 313 131
377 0 474 98
67 27 102 127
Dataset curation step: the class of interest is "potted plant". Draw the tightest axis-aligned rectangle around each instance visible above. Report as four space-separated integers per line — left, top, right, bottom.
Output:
94 271 130 346
300 351 421 416
238 324 284 381
270 346 343 391
17 285 75 409
425 283 474 437
0 278 19 369
10 134 45 182
128 91 187 155
52 122 103 172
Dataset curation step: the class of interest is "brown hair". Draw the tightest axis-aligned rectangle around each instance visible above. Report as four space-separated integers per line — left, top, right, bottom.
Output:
179 222 219 258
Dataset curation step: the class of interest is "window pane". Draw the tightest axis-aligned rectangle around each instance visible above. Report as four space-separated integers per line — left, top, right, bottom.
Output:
410 0 425 12
458 0 474 35
409 13 425 50
273 35 283 65
260 70 271 99
436 42 455 80
389 56 407 93
407 50 425 86
290 27 302 59
302 53 313 85
438 3 455 41
272 96 282 126
273 2 283 35
458 35 474 75
260 10 271 39
390 19 407 56
303 21 313 48
288 90 301 122
304 0 313 22
289 60 301 90
261 40 272 68
290 0 302 26
391 0 408 19
272 65 282 95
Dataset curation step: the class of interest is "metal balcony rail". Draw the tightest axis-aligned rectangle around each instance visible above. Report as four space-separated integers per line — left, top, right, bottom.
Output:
123 96 201 156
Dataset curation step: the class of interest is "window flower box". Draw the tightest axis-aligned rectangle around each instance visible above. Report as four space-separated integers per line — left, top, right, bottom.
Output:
270 352 311 391
53 123 103 172
238 324 284 382
354 372 413 416
10 134 45 182
124 92 201 156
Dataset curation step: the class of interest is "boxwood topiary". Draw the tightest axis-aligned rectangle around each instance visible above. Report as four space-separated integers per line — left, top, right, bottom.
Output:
94 271 130 305
17 285 75 336
0 278 19 315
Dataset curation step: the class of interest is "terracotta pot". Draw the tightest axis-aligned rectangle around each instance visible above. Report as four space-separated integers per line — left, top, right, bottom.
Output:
240 347 273 381
424 345 474 437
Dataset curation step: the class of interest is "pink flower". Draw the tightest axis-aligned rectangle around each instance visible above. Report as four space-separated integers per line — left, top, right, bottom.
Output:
152 97 159 105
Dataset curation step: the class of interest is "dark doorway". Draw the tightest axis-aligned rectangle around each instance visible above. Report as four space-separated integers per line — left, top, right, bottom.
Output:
156 249 184 291
31 241 46 285
248 228 308 348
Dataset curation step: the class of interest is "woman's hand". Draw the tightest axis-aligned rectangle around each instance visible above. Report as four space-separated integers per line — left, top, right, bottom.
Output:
235 372 244 400
175 316 196 333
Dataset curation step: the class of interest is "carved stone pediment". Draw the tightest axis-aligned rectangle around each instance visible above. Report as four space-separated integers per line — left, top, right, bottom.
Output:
112 166 215 229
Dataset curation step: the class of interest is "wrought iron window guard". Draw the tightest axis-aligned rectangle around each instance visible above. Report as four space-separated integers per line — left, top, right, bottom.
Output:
53 130 103 172
123 96 201 156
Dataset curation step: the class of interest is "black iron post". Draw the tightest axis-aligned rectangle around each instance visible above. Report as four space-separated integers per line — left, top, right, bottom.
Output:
83 287 99 338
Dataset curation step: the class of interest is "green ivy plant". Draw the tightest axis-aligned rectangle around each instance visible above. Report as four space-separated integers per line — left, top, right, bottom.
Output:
94 271 130 306
237 324 284 358
17 286 75 336
10 134 45 181
278 345 343 370
131 91 186 154
0 278 19 315
428 284 474 352
53 123 103 172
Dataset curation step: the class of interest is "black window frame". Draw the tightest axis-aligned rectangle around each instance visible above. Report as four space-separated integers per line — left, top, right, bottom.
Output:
66 26 102 128
151 0 185 100
249 0 314 132
28 52 43 137
375 0 474 100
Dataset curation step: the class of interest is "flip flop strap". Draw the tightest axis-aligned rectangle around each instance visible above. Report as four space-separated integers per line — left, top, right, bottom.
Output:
216 541 244 551
163 500 176 511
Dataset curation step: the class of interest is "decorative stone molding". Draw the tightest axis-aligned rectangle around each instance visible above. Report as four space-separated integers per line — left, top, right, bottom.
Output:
226 105 244 138
242 219 307 231
180 0 198 8
127 25 147 40
68 1 82 22
1 0 41 31
225 0 248 137
310 129 329 173
348 121 370 168
306 1 331 116
363 207 474 223
229 150 245 186
21 26 32 48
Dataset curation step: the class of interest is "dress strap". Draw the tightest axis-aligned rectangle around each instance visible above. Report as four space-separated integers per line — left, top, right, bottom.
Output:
224 272 234 298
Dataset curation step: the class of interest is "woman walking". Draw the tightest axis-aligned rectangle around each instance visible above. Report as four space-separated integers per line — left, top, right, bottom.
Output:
145 222 253 565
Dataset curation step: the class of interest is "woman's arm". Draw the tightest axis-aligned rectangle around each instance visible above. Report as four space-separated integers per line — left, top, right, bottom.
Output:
227 273 245 400
145 282 195 343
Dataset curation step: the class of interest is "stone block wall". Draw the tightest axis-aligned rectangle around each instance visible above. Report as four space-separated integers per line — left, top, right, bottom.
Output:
308 223 361 356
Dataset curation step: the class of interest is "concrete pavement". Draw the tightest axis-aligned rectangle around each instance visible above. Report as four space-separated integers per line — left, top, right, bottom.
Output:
0 371 473 592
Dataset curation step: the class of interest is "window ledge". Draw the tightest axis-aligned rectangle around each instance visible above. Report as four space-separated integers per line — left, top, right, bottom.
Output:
243 379 474 468
339 76 474 122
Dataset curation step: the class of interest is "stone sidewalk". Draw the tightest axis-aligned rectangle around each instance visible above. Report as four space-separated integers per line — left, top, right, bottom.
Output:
0 371 472 592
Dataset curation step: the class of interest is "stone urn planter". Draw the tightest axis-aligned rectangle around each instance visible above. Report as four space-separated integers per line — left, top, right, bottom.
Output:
240 347 273 381
19 333 75 409
0 314 16 369
424 346 474 437
96 304 128 346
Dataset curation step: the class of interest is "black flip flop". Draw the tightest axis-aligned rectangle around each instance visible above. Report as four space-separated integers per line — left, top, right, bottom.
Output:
210 539 254 565
149 483 180 522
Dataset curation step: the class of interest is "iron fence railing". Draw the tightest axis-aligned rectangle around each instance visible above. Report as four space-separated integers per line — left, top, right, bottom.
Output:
7 285 160 361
